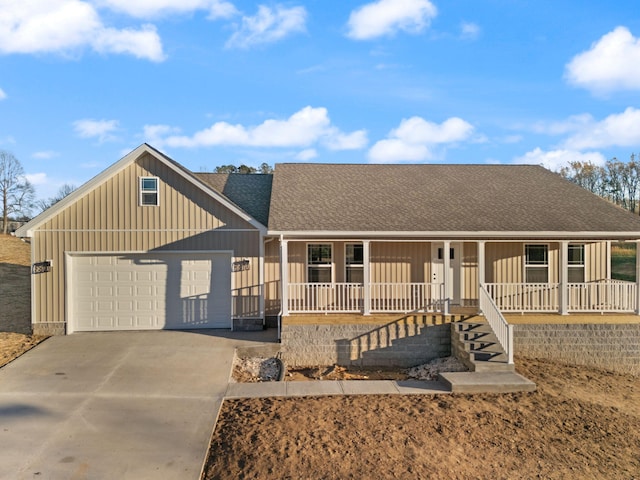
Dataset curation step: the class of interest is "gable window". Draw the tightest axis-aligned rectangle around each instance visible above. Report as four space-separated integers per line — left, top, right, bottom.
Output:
345 244 364 283
308 244 332 283
525 244 548 283
568 244 585 283
139 177 159 206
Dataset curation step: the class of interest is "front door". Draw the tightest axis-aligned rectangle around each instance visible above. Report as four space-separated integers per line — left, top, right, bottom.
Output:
431 242 462 306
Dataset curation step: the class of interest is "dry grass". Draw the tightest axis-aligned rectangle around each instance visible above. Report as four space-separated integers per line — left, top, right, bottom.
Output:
0 234 45 366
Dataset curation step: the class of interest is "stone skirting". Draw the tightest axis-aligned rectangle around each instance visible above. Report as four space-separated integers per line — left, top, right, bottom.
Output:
514 323 640 376
280 316 451 367
33 322 66 336
233 318 264 331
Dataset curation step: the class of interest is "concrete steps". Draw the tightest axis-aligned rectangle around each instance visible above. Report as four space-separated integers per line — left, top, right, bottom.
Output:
439 371 537 394
451 320 515 373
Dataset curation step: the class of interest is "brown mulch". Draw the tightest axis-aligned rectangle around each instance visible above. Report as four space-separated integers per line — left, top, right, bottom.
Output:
205 357 640 480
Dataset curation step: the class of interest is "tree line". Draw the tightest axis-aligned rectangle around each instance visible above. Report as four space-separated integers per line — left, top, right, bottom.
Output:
559 154 640 214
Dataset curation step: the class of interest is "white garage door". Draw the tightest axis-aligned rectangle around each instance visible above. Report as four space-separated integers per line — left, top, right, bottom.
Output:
69 252 232 332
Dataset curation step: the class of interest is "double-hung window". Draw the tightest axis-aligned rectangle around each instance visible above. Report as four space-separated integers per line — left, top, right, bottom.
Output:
308 244 332 283
568 244 585 283
140 177 159 206
525 244 548 283
345 244 364 283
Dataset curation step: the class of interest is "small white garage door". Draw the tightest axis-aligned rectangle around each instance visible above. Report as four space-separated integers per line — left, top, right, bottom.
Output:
69 252 232 332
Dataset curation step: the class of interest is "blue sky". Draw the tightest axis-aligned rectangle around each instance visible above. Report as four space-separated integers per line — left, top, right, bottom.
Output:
1 0 640 201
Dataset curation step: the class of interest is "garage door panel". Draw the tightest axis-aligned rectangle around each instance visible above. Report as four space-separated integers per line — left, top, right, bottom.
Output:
71 252 231 332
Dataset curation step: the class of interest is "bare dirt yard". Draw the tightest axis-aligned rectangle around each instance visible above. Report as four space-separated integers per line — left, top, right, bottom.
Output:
0 234 46 367
206 358 640 480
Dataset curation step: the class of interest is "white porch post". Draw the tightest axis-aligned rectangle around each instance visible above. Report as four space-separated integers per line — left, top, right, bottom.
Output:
363 240 371 315
281 238 289 316
443 240 451 315
478 240 486 312
635 240 640 315
560 241 569 315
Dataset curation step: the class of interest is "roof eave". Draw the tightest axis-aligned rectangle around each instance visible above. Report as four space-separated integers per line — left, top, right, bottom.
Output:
268 230 640 240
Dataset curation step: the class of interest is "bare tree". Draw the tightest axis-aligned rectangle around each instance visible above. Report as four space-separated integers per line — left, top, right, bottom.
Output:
37 183 76 213
0 150 35 234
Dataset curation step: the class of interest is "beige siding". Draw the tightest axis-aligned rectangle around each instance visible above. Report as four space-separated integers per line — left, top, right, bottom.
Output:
370 242 429 283
264 239 281 315
585 241 607 281
486 242 523 283
461 242 478 303
31 153 262 329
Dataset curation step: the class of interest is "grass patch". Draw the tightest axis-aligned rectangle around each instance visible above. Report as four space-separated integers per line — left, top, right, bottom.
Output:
611 243 636 281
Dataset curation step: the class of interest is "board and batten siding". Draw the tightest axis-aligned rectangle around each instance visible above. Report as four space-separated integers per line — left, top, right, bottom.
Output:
30 153 262 334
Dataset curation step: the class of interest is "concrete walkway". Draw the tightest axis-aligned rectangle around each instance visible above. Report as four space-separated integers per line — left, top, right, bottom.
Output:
0 329 275 480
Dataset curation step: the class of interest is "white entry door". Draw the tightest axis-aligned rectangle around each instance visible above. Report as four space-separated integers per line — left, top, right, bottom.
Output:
431 242 462 305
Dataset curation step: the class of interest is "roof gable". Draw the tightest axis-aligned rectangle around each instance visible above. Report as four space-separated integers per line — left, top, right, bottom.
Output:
16 144 267 237
268 163 640 236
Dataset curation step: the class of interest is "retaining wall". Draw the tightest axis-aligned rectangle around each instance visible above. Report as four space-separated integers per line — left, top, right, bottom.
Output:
281 321 450 367
514 323 640 376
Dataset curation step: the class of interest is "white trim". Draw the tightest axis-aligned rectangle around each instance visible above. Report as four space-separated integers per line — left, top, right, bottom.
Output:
269 230 640 240
363 240 371 316
32 228 257 233
139 176 159 207
523 243 550 284
281 238 289 316
306 242 334 283
568 243 586 283
559 241 569 315
344 242 364 283
606 240 612 280
15 144 267 238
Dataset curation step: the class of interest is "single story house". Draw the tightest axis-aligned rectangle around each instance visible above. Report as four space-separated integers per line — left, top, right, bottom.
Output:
15 144 640 364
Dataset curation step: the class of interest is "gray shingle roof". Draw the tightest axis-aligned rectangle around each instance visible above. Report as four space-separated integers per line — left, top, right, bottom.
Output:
267 163 640 235
195 173 272 227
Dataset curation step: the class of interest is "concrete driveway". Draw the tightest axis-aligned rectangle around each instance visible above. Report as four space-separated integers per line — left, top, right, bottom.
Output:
0 329 276 480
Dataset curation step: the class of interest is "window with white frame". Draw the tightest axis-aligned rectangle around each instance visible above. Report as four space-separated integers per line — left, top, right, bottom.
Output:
568 244 585 283
525 244 548 283
139 177 159 206
308 244 332 283
345 243 364 283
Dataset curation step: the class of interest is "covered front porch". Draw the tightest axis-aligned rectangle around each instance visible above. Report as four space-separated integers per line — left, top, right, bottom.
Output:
279 238 640 316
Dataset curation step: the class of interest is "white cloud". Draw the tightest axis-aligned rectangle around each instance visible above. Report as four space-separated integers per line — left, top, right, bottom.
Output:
514 148 607 171
322 129 368 150
565 26 640 94
73 118 119 142
531 113 593 135
24 172 49 185
95 0 238 19
563 107 640 150
347 0 437 40
460 22 480 40
226 5 306 49
143 124 181 144
0 0 164 61
368 116 475 162
32 150 59 159
295 148 317 161
0 87 6 100
158 106 366 151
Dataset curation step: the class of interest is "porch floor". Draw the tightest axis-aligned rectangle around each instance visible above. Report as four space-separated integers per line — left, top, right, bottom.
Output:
504 313 640 324
283 310 477 326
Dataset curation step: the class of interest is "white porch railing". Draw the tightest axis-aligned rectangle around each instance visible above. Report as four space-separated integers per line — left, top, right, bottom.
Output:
567 280 637 312
479 285 513 364
287 282 444 313
288 283 364 313
485 283 559 312
486 281 637 313
369 282 444 312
